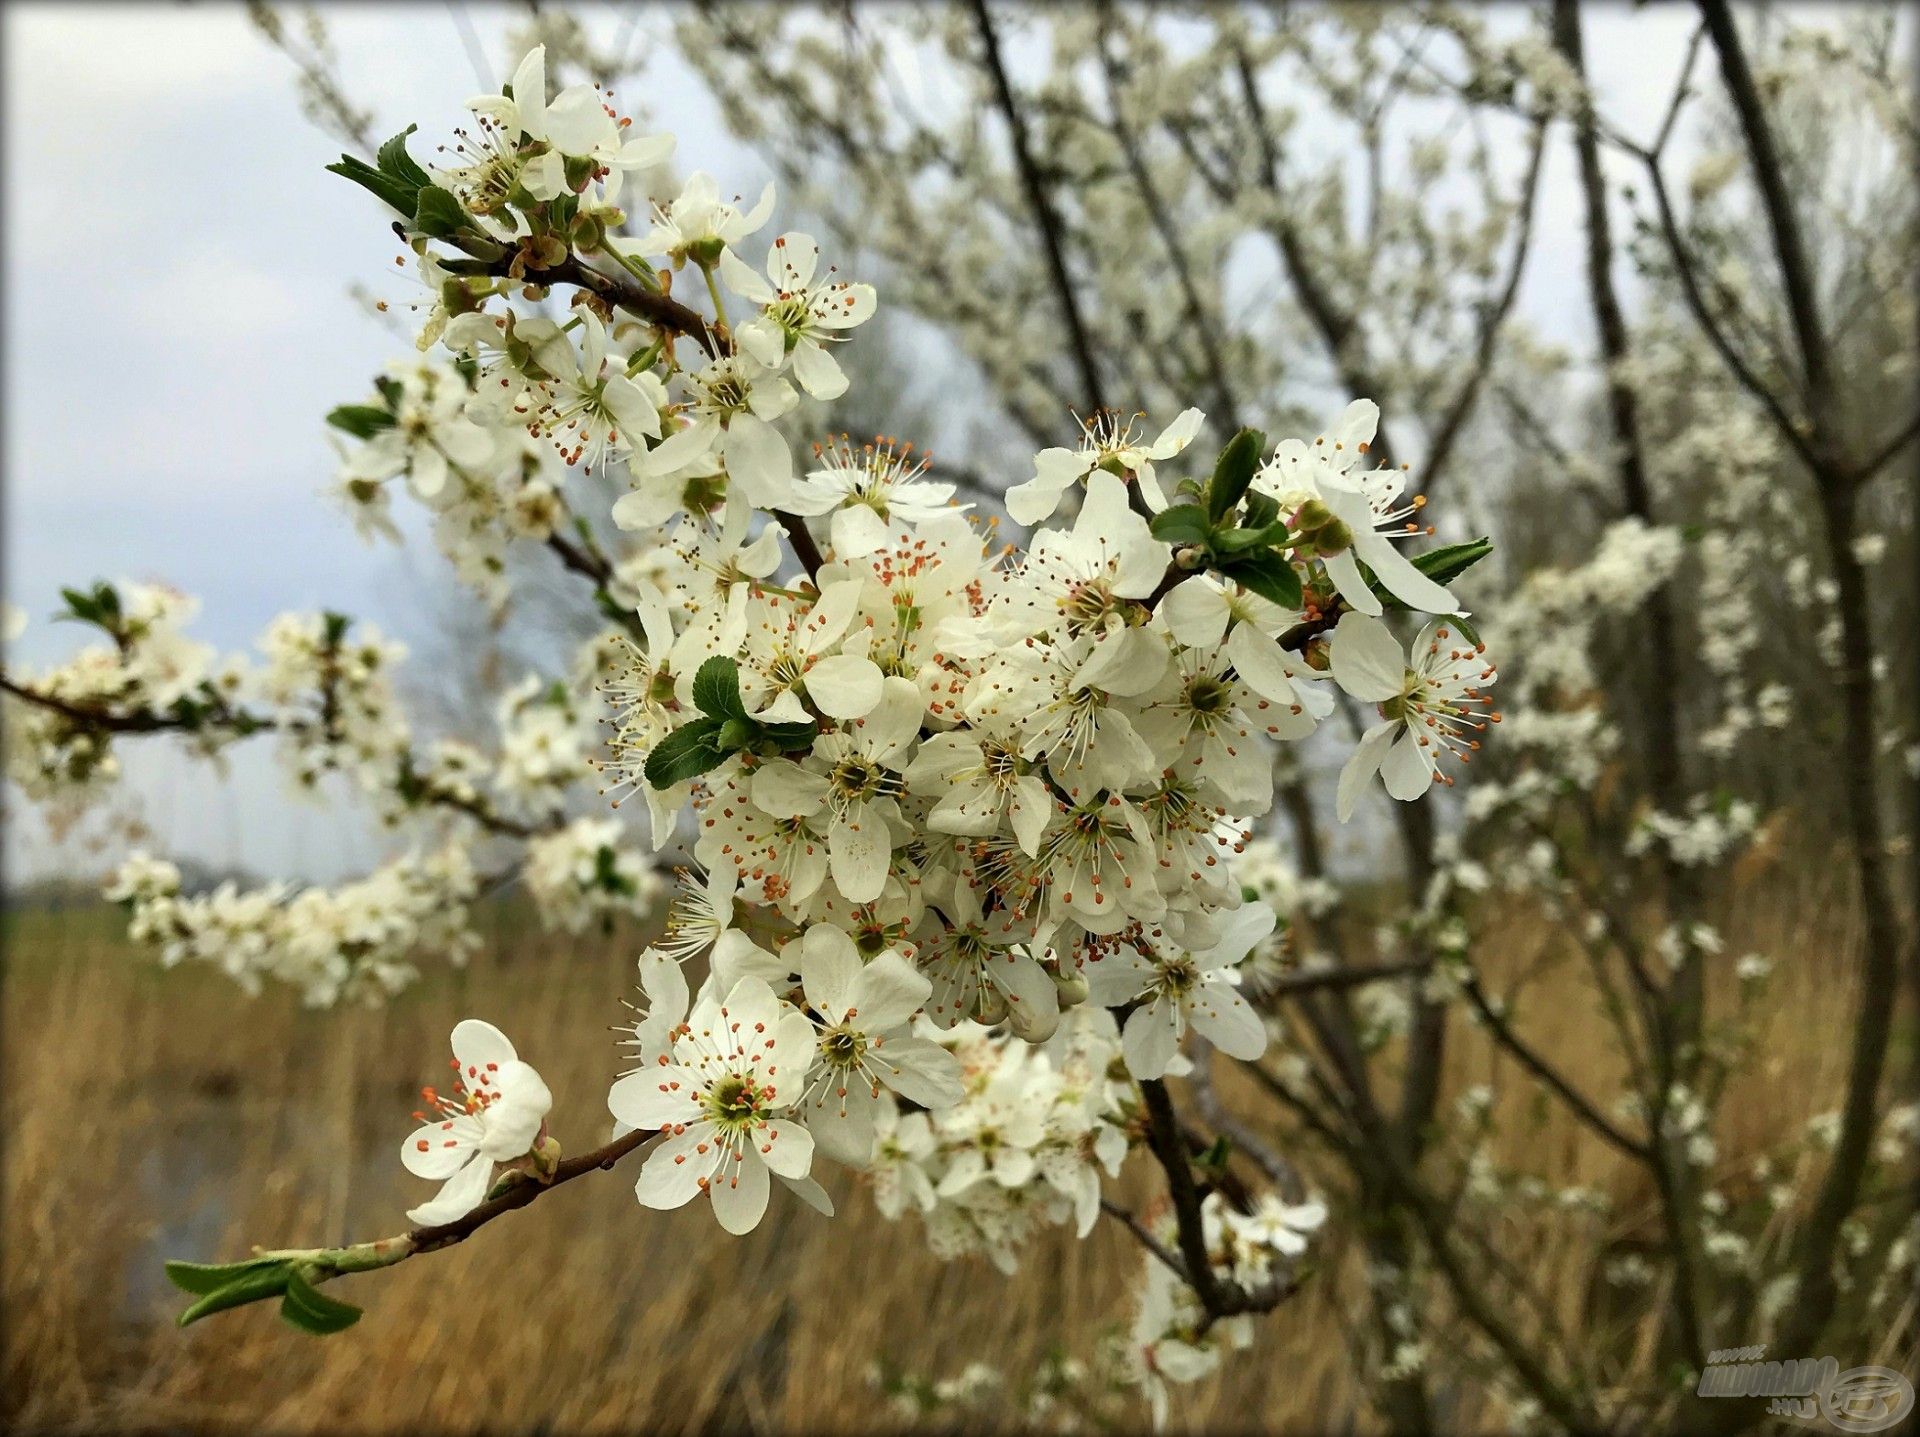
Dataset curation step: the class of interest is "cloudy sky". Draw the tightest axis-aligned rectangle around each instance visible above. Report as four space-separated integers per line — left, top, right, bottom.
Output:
2 1 1715 887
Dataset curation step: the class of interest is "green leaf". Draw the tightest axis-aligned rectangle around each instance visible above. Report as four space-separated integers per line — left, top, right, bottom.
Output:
165 1257 288 1297
325 404 395 439
691 656 748 721
644 719 726 790
177 1264 293 1327
1447 613 1482 647
375 124 432 190
279 1269 363 1336
325 156 421 217
592 844 638 898
1210 525 1286 558
760 721 819 752
411 184 472 241
716 718 756 753
1149 504 1214 549
1205 428 1266 524
56 582 121 631
1410 537 1493 587
1222 552 1303 611
58 586 100 624
1241 491 1282 531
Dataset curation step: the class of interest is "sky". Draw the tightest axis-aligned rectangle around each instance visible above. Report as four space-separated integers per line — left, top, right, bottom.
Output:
0 1 1717 889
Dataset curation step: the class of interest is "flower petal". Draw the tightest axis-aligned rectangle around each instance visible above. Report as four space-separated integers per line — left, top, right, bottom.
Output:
710 1147 771 1234
806 654 884 720
405 1153 492 1226
1329 613 1406 701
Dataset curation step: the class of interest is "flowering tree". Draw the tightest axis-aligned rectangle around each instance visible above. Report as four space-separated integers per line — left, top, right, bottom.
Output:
0 26 1510 1426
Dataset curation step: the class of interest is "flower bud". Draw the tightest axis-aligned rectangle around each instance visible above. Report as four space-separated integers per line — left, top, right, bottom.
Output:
1051 966 1090 1008
571 212 606 254
1291 499 1353 557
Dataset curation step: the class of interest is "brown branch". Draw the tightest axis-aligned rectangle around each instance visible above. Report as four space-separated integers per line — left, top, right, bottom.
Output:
1851 403 1920 486
442 245 723 360
1415 114 1549 504
1 675 264 735
1556 2 1716 1366
4 674 542 841
1458 970 1653 1162
1698 0 1834 429
1634 154 1819 472
1098 1198 1190 1284
1136 1077 1285 1328
405 1128 654 1256
774 511 824 581
970 0 1107 414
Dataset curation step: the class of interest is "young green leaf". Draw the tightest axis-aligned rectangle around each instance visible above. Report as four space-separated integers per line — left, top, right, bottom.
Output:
644 719 727 790
1410 537 1493 587
177 1264 294 1327
761 721 820 752
1149 504 1215 549
411 184 472 241
1241 490 1282 531
165 1256 290 1297
1222 552 1303 611
375 124 432 190
325 404 396 439
1205 428 1267 524
691 656 749 721
325 156 421 218
279 1269 363 1336
1210 526 1281 558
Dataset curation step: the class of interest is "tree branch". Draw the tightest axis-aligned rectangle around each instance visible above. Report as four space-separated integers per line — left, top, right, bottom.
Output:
971 0 1107 414
1697 0 1834 429
1099 1198 1190 1284
1459 970 1653 1162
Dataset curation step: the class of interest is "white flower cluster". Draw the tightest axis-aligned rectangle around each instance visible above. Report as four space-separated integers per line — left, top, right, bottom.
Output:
1 583 226 816
1626 798 1759 868
106 844 480 1007
290 54 1491 1272
332 356 573 610
492 674 595 819
523 815 664 934
588 399 1485 1117
257 611 411 791
1120 1192 1326 1426
872 1008 1132 1273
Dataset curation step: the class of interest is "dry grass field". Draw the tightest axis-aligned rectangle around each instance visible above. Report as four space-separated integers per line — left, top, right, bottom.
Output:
0 859 1899 1435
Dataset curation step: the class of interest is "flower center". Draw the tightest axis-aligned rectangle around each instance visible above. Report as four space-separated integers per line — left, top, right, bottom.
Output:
820 1025 869 1068
1059 578 1125 635
1186 674 1233 716
704 1072 769 1131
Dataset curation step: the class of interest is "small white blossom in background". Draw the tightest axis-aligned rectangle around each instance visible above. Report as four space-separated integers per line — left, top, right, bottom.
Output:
109 843 480 1006
523 817 665 934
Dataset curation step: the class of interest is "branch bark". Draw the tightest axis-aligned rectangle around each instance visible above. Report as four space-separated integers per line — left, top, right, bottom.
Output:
970 0 1107 414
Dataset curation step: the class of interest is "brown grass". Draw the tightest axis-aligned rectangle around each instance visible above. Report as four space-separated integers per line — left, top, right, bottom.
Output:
0 865 1892 1435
